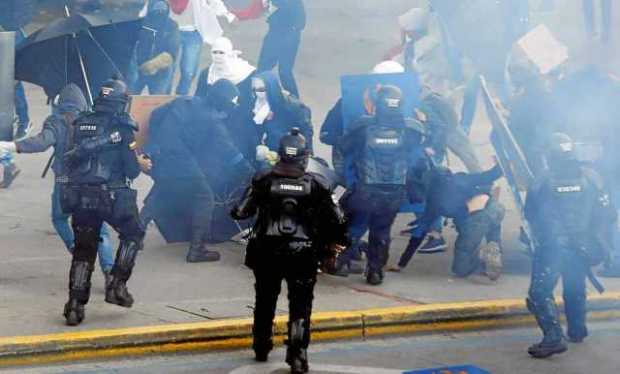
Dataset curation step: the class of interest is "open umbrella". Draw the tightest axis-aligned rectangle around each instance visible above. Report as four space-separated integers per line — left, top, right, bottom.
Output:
15 8 142 103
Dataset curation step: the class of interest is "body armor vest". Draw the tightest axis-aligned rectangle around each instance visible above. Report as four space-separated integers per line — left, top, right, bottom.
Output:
69 113 125 185
545 173 596 242
263 176 313 241
358 125 408 186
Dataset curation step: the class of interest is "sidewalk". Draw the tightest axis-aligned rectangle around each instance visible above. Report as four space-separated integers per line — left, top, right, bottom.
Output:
1 0 619 348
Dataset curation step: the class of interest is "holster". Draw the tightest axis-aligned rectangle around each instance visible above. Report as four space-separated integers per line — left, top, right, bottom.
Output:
111 187 138 222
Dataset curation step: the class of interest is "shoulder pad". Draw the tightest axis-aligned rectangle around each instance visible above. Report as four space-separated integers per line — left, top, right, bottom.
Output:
404 118 426 135
116 113 139 131
252 169 272 184
581 167 605 191
309 172 332 192
347 116 374 132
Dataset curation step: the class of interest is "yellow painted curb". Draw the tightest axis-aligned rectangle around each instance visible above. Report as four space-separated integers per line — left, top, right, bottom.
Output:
0 293 619 367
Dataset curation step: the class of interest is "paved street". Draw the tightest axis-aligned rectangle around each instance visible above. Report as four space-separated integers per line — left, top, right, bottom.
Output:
6 321 620 374
1 0 620 339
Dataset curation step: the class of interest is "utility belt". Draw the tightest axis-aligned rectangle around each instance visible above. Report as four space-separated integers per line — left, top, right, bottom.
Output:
59 181 137 220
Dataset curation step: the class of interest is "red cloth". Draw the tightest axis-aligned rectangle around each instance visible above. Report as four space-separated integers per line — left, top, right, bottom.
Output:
168 0 190 15
229 0 265 20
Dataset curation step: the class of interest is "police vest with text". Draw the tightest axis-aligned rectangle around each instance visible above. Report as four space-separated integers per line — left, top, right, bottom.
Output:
358 125 408 186
264 176 313 241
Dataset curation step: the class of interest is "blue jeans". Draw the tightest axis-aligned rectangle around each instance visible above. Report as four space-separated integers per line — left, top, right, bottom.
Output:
52 183 114 272
176 31 203 95
14 30 29 126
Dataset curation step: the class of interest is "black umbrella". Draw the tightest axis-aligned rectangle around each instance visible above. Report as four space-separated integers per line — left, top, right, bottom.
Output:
15 9 142 103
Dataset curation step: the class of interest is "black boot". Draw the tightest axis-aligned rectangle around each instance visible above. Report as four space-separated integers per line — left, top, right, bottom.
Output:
285 319 309 373
254 345 271 362
105 279 134 308
64 260 93 326
528 337 568 358
286 348 309 374
366 270 383 285
527 298 567 358
64 299 85 326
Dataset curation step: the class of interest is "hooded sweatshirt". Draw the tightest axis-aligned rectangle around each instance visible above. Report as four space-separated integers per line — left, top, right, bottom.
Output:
250 71 313 152
16 84 88 175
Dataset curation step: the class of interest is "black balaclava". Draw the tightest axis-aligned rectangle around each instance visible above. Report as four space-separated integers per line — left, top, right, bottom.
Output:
206 79 240 116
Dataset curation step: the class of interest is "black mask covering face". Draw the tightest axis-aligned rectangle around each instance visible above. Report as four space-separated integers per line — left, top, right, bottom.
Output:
148 11 168 29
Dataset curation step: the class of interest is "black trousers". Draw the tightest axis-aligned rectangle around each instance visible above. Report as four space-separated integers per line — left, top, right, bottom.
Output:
70 187 144 302
257 29 302 98
251 249 318 352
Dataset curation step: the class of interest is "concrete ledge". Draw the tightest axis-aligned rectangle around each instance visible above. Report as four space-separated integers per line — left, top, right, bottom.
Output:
1 293 619 367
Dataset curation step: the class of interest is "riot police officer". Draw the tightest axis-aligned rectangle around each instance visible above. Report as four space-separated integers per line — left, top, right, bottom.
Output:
62 78 145 326
340 85 425 285
524 133 616 358
231 128 348 374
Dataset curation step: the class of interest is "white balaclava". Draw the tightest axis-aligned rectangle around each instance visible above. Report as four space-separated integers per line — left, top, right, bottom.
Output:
252 77 271 125
208 37 256 85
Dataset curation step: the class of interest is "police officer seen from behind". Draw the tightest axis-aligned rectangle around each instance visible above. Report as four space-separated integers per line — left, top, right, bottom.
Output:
231 128 348 374
341 85 425 285
524 133 616 358
62 78 145 326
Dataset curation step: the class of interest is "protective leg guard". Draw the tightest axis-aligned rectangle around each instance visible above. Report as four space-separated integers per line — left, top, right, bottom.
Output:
106 240 141 308
286 319 309 373
64 260 94 326
526 298 567 358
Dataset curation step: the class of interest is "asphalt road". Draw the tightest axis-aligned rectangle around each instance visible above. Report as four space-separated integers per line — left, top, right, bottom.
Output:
7 321 619 374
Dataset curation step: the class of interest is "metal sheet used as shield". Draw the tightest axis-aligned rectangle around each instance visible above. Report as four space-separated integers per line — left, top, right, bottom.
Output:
340 72 421 132
480 75 536 252
128 95 176 150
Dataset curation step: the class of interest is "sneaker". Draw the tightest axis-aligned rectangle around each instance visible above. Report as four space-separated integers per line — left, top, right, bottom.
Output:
417 237 447 254
0 163 21 189
480 242 502 281
14 122 32 140
186 246 221 263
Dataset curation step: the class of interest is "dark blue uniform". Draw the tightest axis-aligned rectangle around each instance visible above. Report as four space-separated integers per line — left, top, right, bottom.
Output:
341 112 424 285
525 164 615 357
231 129 347 373
61 80 145 326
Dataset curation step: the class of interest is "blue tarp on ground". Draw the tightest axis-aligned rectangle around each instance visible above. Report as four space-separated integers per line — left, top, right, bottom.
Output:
404 364 491 374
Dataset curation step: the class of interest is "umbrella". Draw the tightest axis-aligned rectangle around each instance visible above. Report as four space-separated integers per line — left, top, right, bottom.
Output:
15 9 142 103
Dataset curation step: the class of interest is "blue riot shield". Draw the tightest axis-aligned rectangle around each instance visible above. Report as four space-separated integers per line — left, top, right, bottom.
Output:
340 72 421 133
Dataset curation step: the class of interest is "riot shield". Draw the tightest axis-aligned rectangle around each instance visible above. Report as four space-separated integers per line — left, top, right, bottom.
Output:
480 75 536 252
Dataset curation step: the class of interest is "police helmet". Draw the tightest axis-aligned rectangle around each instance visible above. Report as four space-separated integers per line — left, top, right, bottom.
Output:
375 85 403 118
548 132 576 161
278 128 309 165
96 77 129 112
